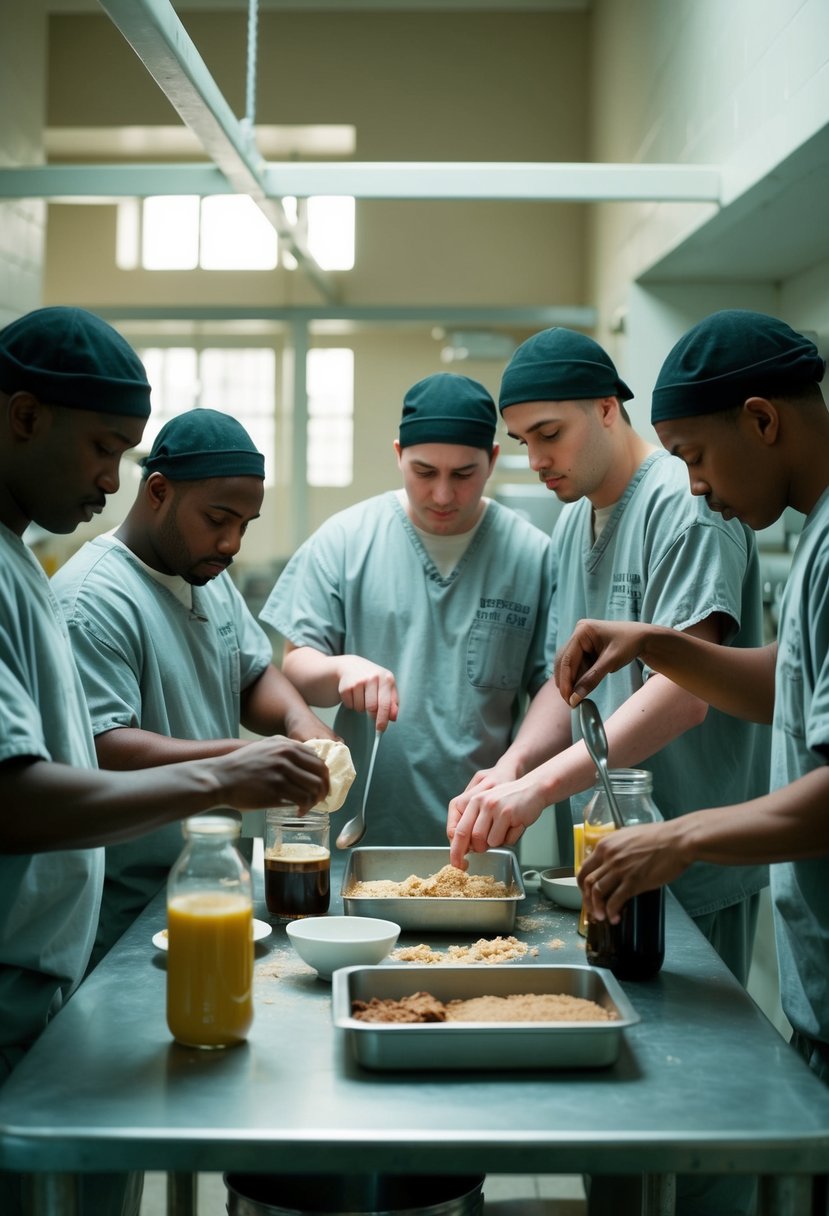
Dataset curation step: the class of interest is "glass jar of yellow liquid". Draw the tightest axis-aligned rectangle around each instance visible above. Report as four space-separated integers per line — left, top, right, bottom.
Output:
166 811 254 1049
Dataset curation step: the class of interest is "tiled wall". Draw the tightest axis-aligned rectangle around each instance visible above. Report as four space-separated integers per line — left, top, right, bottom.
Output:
0 0 47 325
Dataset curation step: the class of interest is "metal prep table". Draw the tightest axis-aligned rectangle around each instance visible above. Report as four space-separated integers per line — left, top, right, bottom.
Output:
1 850 827 1216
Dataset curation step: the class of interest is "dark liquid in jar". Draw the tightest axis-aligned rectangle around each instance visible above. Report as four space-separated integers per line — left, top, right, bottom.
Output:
586 887 665 980
265 854 330 920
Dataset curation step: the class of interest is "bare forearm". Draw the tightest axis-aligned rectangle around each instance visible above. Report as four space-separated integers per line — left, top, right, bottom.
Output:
0 757 221 852
678 766 829 864
640 630 777 723
500 679 573 776
96 728 245 770
558 619 777 724
241 665 335 739
281 646 344 707
531 674 707 806
579 765 829 924
1 737 331 853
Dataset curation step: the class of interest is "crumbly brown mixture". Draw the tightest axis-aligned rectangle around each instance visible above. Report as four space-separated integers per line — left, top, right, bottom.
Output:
391 935 529 965
351 991 615 1024
446 993 615 1022
346 864 510 899
351 992 447 1023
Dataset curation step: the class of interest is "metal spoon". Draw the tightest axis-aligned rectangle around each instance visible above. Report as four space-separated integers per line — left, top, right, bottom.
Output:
579 699 625 830
335 728 381 849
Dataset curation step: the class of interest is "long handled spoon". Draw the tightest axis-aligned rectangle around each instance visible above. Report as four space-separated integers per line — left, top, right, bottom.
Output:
579 699 625 830
335 728 381 849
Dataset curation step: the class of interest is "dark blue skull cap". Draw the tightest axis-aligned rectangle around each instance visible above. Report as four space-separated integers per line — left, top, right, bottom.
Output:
141 408 265 480
0 306 151 418
399 373 497 450
652 310 826 423
499 327 633 412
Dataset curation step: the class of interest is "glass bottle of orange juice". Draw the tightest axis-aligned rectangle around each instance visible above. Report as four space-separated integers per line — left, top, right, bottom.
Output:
166 811 254 1049
583 768 665 981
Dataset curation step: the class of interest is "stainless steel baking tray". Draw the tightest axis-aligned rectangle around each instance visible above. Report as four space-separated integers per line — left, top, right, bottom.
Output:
332 964 639 1071
340 847 525 933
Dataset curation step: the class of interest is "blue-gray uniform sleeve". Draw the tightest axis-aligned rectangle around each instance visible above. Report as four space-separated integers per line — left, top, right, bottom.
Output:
0 659 51 765
64 614 143 734
643 518 751 636
260 528 346 657
523 535 556 696
805 544 829 761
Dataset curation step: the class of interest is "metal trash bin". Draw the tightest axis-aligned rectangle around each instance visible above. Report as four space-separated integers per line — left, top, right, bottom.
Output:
225 1173 485 1216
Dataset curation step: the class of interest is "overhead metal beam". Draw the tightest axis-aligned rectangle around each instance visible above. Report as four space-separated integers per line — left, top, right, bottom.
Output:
96 0 338 302
0 162 722 203
262 162 723 202
94 303 598 328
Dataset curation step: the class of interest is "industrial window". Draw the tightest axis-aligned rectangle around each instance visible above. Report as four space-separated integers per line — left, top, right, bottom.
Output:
306 349 354 487
138 347 276 486
117 195 354 272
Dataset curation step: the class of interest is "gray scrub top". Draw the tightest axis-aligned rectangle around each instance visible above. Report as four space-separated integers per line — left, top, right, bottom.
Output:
550 451 769 918
0 524 103 1066
770 486 829 1043
261 493 554 846
53 535 271 960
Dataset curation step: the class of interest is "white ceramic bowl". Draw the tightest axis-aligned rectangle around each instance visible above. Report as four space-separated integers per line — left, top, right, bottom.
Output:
537 867 582 911
286 915 401 981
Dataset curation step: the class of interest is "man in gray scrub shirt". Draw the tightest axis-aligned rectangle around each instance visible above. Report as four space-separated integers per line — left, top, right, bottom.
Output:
261 372 555 847
0 308 328 1216
449 329 770 985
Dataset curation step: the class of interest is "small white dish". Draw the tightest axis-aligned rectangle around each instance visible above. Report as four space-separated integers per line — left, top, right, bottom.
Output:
523 866 583 911
153 918 272 951
286 915 400 981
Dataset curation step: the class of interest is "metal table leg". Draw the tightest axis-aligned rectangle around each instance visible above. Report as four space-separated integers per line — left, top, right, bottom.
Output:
167 1170 198 1216
642 1172 676 1216
759 1174 815 1216
23 1173 79 1216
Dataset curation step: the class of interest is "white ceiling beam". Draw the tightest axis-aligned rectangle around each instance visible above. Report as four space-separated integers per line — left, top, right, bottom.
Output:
0 162 722 202
96 0 338 302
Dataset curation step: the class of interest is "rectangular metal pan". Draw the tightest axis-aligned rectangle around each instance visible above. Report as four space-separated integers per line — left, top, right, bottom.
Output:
332 964 639 1071
340 847 525 933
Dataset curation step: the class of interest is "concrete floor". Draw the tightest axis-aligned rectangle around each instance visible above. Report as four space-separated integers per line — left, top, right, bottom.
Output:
139 1171 588 1215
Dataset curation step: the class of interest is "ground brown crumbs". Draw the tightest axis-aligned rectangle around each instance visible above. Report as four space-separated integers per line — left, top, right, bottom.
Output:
516 916 545 932
352 992 447 1023
546 938 565 950
351 991 615 1023
346 864 510 899
390 935 529 965
445 993 616 1022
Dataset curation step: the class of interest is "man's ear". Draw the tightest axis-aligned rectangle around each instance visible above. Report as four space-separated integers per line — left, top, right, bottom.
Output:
7 391 47 442
145 471 172 510
742 396 780 445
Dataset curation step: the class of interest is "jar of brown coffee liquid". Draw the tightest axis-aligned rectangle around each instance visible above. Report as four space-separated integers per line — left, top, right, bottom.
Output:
584 769 665 981
264 807 330 920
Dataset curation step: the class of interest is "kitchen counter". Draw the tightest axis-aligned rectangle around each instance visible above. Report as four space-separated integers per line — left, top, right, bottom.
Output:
1 849 827 1216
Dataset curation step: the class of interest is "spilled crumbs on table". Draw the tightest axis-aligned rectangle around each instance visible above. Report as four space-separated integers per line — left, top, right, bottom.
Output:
391 935 531 965
255 947 311 982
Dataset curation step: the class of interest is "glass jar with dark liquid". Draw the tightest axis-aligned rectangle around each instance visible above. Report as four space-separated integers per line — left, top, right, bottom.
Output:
264 807 330 920
583 769 665 981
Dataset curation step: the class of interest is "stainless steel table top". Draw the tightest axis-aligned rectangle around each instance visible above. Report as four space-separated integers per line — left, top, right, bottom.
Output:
1 852 828 1181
